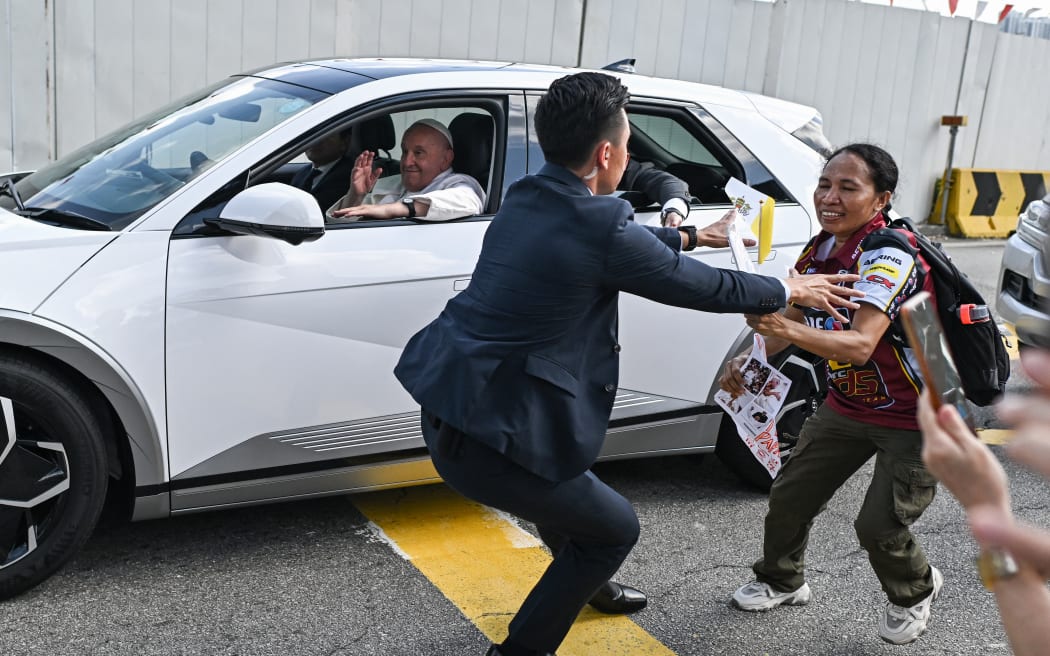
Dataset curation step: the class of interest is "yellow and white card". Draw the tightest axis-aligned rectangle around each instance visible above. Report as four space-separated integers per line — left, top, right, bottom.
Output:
724 177 775 265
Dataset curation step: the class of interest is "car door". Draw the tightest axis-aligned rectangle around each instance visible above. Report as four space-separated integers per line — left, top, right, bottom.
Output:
163 93 527 509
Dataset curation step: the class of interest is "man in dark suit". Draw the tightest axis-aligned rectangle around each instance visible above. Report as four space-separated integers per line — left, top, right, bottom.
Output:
619 158 692 226
290 130 356 211
394 72 862 656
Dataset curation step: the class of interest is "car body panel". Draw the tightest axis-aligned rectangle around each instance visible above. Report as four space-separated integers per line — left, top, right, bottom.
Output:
1 58 830 521
34 231 171 473
0 209 116 312
0 310 166 495
165 221 487 477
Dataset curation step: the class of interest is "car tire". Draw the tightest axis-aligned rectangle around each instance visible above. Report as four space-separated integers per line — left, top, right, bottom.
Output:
0 354 109 600
715 347 826 493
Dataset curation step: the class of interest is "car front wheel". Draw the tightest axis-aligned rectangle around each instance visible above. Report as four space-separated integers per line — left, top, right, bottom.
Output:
0 354 108 600
715 347 826 493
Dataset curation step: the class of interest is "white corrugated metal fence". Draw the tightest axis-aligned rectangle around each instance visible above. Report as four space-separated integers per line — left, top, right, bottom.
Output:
2 0 1048 220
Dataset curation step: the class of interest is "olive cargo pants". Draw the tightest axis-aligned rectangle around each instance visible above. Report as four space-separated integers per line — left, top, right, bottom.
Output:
753 404 938 607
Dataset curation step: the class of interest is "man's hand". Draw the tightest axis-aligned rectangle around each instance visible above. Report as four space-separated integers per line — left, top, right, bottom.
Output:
350 150 383 198
661 209 685 228
783 271 863 324
331 202 408 220
695 209 756 248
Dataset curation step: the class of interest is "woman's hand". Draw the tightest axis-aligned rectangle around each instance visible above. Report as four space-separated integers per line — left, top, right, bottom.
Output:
919 388 1011 514
745 312 795 340
999 349 1050 478
718 354 749 396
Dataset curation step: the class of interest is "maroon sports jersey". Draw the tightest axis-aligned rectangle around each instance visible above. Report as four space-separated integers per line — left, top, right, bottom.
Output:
794 216 935 430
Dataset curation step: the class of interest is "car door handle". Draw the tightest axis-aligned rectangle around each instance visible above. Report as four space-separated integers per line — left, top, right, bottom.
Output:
453 279 470 291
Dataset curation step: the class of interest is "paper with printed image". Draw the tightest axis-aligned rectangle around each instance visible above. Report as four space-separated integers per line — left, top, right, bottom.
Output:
715 335 791 478
726 213 755 275
724 177 775 265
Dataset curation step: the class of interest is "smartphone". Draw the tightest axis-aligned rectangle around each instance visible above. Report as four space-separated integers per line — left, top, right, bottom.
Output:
900 291 975 430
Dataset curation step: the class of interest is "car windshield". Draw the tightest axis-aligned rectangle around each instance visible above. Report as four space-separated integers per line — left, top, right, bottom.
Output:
0 76 325 230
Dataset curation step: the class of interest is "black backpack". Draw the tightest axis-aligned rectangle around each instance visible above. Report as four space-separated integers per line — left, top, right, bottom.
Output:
875 218 1010 406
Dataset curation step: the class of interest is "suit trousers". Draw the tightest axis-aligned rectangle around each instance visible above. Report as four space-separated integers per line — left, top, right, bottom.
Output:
421 412 640 653
753 404 938 607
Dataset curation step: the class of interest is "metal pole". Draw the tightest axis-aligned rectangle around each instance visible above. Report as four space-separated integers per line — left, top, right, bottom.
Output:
939 124 959 227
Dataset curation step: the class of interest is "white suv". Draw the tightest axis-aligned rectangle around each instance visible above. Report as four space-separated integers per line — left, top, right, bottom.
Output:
0 59 829 599
998 192 1050 349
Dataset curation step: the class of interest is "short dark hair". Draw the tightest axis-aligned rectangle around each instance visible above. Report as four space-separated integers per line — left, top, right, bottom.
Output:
535 72 630 169
826 143 899 199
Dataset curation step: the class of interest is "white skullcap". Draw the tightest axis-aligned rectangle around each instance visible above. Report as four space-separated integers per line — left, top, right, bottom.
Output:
409 118 454 149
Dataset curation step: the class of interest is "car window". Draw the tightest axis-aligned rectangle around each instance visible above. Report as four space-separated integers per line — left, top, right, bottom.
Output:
625 107 741 205
629 115 720 167
280 103 503 221
2 77 325 231
524 94 793 205
175 97 515 237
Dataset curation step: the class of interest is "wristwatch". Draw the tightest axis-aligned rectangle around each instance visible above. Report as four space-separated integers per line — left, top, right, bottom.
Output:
976 548 1019 590
678 225 698 251
402 197 417 218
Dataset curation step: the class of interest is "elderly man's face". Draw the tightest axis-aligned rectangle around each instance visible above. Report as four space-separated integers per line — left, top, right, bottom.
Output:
399 126 454 192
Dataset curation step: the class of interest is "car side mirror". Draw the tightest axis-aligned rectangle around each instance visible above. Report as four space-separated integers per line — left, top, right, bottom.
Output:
206 183 324 246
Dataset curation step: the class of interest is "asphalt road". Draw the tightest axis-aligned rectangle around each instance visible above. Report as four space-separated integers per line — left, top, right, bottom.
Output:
2 237 1042 656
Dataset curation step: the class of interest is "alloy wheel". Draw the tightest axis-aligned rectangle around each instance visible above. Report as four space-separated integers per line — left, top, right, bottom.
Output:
0 396 72 569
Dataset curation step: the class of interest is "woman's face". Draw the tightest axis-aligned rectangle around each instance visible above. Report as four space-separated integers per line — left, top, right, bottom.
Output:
813 152 891 243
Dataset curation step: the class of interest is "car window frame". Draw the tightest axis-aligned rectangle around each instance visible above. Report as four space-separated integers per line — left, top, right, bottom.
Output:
173 90 527 238
523 93 799 206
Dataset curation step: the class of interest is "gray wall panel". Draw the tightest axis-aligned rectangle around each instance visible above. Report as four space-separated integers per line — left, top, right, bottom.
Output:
5 0 1048 222
1 0 13 172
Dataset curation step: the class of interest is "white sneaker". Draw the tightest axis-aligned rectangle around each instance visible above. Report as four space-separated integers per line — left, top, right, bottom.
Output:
878 566 944 645
732 580 812 611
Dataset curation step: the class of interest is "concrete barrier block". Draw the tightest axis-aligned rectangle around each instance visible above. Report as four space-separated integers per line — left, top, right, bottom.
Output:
928 169 1050 238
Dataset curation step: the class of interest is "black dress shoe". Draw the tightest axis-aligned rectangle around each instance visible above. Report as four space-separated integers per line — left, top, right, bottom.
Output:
486 644 555 656
587 580 648 614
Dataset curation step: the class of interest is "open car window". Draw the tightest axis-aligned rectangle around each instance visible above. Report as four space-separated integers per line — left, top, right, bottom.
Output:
175 97 511 237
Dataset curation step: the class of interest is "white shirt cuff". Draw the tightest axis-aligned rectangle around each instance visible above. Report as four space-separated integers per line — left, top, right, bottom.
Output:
661 198 689 218
779 279 792 305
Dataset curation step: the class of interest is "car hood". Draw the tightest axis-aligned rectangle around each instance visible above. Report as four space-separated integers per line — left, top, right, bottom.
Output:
0 208 117 313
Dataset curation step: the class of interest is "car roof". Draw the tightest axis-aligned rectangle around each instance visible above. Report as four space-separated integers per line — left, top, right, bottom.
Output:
242 58 572 95
242 57 818 124
249 57 733 102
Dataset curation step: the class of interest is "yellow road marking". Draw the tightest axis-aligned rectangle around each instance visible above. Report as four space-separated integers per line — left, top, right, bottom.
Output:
979 429 1014 445
354 484 675 656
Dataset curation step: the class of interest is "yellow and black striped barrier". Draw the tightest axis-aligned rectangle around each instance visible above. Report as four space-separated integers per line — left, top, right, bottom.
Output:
929 168 1050 238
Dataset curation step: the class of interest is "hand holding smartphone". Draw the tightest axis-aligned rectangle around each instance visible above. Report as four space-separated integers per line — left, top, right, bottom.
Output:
900 291 975 431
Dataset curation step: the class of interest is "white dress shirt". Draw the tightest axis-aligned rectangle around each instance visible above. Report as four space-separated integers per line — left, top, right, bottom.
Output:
327 168 485 222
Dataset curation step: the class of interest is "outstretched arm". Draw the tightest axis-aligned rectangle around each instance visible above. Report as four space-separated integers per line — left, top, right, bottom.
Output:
620 159 690 226
919 361 1050 656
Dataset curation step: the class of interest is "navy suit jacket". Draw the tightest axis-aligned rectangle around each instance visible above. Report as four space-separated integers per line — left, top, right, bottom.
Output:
394 163 786 481
290 155 356 211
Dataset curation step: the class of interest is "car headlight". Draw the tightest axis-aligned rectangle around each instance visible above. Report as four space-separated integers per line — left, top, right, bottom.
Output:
1017 197 1050 248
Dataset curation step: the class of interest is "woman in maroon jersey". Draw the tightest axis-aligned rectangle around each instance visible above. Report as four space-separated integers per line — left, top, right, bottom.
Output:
720 143 942 646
